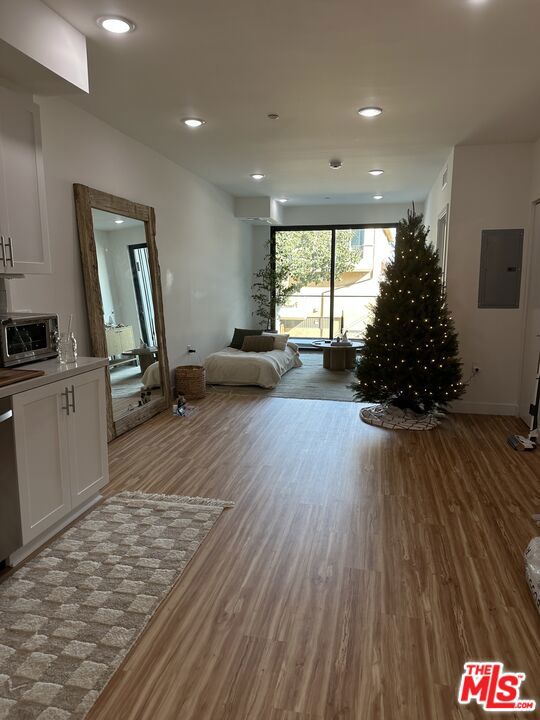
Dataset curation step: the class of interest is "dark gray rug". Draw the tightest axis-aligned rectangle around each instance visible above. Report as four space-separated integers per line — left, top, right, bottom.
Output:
209 352 355 402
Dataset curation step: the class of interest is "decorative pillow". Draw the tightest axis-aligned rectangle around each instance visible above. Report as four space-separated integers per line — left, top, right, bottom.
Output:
263 331 289 351
229 327 262 350
241 335 275 353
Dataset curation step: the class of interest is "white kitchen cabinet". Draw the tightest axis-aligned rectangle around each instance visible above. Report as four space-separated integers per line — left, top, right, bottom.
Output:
0 85 51 275
11 380 71 544
68 369 108 506
12 367 108 545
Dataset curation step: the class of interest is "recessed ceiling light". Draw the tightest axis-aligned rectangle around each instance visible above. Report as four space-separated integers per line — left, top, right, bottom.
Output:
358 106 383 118
369 169 384 176
114 219 125 224
267 113 280 120
97 16 136 34
329 159 343 170
250 173 266 181
373 194 384 200
182 117 206 128
276 198 288 203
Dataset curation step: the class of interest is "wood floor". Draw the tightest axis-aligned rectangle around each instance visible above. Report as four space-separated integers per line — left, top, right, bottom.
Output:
89 395 539 720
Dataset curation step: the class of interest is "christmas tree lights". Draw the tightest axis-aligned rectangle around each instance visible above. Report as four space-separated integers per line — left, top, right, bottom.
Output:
352 208 465 413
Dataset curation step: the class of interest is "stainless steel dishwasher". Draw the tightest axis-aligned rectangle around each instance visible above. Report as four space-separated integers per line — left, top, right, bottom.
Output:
0 396 22 566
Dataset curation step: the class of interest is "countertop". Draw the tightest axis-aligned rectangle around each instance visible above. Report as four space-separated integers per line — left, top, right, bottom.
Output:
0 357 108 400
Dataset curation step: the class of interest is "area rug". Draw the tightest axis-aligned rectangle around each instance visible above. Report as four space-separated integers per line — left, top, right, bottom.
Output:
0 491 233 719
209 352 354 402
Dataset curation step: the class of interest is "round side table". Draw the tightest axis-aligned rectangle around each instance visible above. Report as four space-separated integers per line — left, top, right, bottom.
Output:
311 340 361 370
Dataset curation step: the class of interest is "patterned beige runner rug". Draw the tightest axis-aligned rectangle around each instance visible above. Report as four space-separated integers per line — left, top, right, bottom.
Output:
0 491 233 719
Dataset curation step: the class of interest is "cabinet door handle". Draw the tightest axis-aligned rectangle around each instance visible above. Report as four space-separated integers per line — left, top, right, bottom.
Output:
5 237 13 268
61 387 70 415
0 236 5 268
69 385 76 413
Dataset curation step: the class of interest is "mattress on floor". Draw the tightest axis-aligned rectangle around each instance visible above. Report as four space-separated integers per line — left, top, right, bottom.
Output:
205 343 302 389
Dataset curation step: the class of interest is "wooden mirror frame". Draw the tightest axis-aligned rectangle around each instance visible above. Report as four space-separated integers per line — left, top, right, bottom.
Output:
73 184 171 440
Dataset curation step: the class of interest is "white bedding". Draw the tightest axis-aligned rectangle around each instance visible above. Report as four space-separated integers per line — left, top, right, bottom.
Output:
205 342 302 388
142 361 161 389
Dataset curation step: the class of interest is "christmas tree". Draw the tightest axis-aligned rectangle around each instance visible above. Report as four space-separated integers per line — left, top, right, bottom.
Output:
352 208 465 413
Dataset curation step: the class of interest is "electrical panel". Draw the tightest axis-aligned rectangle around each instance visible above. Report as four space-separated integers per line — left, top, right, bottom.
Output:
478 229 524 309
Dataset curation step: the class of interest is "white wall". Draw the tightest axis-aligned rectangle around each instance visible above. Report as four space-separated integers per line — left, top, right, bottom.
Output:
95 225 147 340
7 96 254 366
446 144 533 415
251 224 270 272
0 0 88 93
424 150 453 247
280 202 421 227
519 139 540 421
94 230 115 324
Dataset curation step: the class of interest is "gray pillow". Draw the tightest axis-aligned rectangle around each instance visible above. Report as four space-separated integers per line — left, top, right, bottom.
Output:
263 332 289 351
229 327 262 350
241 335 275 353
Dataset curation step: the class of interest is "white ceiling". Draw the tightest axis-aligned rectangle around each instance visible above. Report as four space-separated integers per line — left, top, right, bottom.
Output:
45 0 540 206
92 208 144 231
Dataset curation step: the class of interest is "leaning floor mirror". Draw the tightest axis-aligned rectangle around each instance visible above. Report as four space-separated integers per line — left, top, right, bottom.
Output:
74 185 170 440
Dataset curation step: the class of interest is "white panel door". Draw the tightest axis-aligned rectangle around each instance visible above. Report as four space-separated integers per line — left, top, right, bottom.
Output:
12 380 71 544
0 86 51 274
68 368 109 506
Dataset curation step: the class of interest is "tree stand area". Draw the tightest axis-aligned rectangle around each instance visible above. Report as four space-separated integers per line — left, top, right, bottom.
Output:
360 404 440 430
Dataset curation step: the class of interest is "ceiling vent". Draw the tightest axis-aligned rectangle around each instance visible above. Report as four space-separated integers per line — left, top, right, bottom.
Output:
234 197 283 225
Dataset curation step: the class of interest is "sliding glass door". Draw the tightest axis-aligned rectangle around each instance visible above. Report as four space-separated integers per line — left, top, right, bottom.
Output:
273 225 396 340
274 229 333 339
128 243 157 347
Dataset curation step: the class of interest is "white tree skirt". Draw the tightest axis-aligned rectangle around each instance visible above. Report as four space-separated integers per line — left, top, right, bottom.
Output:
525 537 540 616
360 404 439 430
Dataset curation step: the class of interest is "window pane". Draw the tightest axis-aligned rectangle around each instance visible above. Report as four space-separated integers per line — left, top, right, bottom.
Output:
273 226 396 340
278 294 340 338
333 227 396 338
275 230 332 339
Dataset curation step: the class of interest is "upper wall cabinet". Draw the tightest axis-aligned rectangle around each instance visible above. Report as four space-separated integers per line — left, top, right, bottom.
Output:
0 86 51 275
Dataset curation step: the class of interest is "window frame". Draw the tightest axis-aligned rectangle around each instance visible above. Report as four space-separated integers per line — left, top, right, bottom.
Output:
270 222 398 338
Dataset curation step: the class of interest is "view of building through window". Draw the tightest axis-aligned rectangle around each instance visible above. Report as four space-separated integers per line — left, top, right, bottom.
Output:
274 226 396 339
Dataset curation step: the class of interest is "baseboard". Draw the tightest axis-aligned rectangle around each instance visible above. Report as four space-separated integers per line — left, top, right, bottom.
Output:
449 400 519 416
8 494 102 568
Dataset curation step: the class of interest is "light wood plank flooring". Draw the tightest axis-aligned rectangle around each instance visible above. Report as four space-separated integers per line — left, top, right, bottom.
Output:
89 394 539 719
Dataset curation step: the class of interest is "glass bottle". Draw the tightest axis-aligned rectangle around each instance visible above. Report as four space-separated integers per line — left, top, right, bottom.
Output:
57 332 78 364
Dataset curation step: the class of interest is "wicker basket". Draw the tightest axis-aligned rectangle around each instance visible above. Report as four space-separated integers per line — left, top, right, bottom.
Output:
175 364 206 400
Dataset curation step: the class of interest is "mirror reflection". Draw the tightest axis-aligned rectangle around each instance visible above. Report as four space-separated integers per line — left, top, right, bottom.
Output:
92 209 162 421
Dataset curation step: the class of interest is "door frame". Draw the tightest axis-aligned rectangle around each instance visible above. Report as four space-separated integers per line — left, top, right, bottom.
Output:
436 205 449 280
128 242 156 347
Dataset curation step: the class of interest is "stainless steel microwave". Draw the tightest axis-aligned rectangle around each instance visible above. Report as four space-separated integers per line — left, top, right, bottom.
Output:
0 313 58 367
